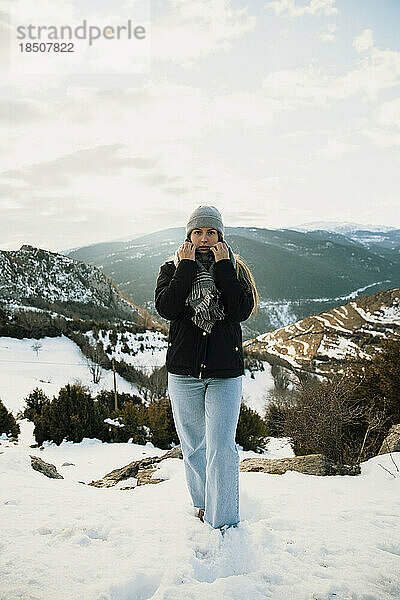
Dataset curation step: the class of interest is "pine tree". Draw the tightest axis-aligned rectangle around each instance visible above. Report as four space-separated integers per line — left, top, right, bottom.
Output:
0 398 20 438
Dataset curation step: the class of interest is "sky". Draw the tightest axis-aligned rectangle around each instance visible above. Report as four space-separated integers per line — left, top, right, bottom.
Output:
1 0 400 252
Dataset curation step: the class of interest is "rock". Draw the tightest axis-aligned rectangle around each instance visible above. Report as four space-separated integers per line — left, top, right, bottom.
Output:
239 453 360 476
378 424 400 455
89 446 183 488
30 455 64 479
61 462 75 466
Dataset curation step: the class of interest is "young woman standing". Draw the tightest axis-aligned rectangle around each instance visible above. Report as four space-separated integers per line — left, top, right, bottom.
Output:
154 206 258 533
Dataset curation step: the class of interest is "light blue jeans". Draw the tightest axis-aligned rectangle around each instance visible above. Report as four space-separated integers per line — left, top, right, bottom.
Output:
167 373 243 530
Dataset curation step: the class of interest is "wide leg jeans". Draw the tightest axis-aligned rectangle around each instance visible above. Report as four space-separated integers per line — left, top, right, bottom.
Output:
167 373 243 530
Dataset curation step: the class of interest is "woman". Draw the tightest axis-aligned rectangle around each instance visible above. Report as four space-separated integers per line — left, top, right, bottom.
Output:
154 205 258 533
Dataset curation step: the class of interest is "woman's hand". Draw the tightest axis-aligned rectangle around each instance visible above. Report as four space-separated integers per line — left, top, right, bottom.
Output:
178 241 195 261
210 241 229 262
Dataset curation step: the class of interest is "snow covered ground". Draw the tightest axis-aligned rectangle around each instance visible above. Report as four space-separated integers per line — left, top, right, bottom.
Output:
0 336 144 413
1 421 399 600
0 335 275 417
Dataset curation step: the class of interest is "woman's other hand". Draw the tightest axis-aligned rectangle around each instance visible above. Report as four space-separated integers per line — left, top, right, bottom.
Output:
210 241 229 262
178 241 196 261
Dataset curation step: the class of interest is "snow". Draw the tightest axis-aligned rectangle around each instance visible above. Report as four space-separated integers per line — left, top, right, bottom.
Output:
242 365 275 416
84 329 168 374
351 301 400 326
0 336 143 413
0 336 277 419
1 420 399 599
318 336 371 361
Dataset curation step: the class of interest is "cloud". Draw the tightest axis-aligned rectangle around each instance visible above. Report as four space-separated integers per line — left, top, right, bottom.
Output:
151 0 256 67
261 31 400 105
314 138 359 158
0 144 190 202
376 97 400 128
0 98 49 125
266 0 337 18
318 23 337 42
353 28 374 53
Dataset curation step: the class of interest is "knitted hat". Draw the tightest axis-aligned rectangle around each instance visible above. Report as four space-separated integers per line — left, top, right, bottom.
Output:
186 205 224 238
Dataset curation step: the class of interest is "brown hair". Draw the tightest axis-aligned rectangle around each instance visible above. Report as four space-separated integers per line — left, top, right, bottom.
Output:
234 254 258 317
216 232 258 316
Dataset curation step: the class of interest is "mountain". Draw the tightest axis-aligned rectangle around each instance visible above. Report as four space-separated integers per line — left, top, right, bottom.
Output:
0 244 154 325
244 287 400 377
293 221 396 234
65 227 400 338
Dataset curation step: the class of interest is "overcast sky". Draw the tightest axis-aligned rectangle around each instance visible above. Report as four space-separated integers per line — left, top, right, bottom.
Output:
1 0 400 252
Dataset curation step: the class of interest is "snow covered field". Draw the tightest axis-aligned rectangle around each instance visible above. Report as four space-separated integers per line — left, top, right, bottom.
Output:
0 336 275 417
0 336 145 413
2 335 399 599
1 421 399 600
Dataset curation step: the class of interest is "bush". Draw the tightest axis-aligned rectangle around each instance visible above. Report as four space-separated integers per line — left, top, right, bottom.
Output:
20 388 50 422
236 402 269 452
95 389 142 413
141 397 179 449
346 337 400 426
0 398 20 439
283 372 387 466
110 402 148 445
33 383 108 446
26 384 172 448
264 399 289 437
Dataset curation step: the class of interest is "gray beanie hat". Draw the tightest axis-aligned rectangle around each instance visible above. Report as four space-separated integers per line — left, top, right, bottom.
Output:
186 205 224 238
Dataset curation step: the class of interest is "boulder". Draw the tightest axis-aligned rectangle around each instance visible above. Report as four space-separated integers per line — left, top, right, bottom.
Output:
89 446 183 488
378 424 400 455
30 455 64 479
239 453 360 476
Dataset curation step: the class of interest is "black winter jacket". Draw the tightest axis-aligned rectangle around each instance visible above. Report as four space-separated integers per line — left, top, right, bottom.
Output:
154 258 254 379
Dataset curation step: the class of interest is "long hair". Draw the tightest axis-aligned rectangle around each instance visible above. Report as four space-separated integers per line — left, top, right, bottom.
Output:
234 254 258 317
217 232 258 317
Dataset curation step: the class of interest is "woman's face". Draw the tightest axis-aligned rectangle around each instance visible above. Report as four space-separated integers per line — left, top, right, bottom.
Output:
190 227 219 252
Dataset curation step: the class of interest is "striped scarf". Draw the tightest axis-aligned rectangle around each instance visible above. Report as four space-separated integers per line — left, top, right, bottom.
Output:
173 244 237 333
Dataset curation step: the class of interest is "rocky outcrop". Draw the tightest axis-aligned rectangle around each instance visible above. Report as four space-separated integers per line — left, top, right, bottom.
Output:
244 287 400 377
30 455 64 479
239 453 360 476
89 447 360 490
378 424 400 455
88 446 183 488
0 244 141 323
29 446 362 485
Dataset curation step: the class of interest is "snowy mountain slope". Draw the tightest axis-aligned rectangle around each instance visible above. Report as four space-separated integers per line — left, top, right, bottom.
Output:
0 244 157 326
244 287 400 376
0 422 399 600
293 220 396 234
82 329 168 375
0 335 144 413
0 332 276 418
65 226 400 336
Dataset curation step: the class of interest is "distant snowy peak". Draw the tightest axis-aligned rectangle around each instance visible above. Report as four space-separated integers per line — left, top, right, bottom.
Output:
244 287 400 376
293 221 395 234
0 244 143 323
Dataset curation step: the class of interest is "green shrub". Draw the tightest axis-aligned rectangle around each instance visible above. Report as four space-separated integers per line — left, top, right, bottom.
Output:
34 383 107 446
21 388 50 422
141 397 179 449
109 402 148 445
236 402 269 452
0 399 20 439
